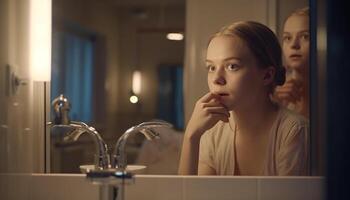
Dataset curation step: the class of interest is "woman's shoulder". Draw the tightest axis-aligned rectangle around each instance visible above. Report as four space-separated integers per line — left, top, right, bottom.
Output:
277 107 309 129
275 107 309 143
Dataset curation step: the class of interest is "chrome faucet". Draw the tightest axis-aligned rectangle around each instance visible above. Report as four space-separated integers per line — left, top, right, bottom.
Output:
111 121 173 170
49 94 110 170
61 121 110 170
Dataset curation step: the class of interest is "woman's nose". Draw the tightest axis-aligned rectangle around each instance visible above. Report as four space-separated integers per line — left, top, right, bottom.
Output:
291 37 301 49
213 70 226 85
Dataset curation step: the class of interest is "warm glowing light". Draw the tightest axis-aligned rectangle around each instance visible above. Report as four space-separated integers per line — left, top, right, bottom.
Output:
132 71 141 95
166 33 184 41
130 95 139 104
30 0 52 81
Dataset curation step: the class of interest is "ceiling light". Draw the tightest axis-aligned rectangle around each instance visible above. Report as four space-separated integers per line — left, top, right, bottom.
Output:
166 33 184 41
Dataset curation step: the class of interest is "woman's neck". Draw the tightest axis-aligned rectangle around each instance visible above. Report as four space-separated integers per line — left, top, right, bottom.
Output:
229 98 279 137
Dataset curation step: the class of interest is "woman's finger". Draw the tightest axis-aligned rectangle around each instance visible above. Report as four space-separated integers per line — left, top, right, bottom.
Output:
204 106 230 117
199 92 221 103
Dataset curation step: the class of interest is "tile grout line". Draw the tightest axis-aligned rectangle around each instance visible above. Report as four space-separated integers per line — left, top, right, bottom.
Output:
256 179 259 200
182 176 186 200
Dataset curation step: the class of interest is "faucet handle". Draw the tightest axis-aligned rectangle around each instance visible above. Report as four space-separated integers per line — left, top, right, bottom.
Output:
136 120 173 128
112 120 173 169
139 128 160 140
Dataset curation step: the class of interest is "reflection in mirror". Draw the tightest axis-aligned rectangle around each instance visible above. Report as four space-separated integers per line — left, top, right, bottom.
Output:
50 0 315 176
50 0 185 173
275 7 310 118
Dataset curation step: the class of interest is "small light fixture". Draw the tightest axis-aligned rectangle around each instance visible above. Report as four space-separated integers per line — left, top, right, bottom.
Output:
166 33 184 41
29 0 52 81
129 70 141 104
129 95 139 104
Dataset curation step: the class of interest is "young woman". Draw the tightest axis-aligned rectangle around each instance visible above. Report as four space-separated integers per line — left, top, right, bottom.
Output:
275 7 310 118
178 21 309 176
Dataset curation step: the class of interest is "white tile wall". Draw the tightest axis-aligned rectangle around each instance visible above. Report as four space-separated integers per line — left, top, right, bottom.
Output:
124 175 324 200
0 174 32 200
31 174 99 200
0 174 324 200
183 176 257 200
125 175 183 200
307 177 325 200
257 177 313 200
1 173 100 200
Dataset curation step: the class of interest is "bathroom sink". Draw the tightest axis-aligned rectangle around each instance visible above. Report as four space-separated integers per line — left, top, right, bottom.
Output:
79 165 146 174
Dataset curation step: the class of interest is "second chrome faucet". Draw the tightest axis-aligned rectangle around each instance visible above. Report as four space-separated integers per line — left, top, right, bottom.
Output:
111 120 173 170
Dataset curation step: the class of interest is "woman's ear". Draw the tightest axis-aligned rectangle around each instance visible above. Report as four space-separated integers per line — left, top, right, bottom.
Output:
262 66 276 86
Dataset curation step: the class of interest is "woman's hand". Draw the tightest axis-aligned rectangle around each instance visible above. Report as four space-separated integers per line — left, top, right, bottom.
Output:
274 79 303 106
185 92 230 141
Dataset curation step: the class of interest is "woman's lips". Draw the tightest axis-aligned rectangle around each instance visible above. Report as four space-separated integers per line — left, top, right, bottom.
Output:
212 92 229 100
290 54 302 59
218 93 229 97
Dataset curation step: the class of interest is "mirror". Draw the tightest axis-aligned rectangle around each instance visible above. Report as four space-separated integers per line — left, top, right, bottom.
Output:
50 0 313 175
50 0 186 173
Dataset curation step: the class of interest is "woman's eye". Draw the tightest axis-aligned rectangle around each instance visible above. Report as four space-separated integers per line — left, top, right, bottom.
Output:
207 65 216 72
227 64 238 71
283 35 291 42
300 34 310 41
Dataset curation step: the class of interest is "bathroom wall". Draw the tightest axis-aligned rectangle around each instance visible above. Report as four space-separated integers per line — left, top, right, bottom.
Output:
0 0 47 199
0 0 8 174
0 0 45 174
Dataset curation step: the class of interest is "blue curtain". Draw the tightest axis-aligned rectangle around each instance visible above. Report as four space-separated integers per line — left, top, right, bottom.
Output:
157 66 184 130
51 31 94 122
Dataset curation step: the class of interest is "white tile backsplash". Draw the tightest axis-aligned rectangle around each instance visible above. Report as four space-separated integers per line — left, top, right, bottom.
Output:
257 176 324 200
0 174 324 200
31 173 99 200
0 174 32 200
183 176 257 200
125 175 183 200
308 177 325 200
125 175 323 200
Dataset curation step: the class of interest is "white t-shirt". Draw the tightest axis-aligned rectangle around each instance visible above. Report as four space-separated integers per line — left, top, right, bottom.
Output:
199 107 309 176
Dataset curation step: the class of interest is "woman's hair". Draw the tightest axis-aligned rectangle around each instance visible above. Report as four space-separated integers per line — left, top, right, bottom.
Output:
210 21 285 87
288 6 309 18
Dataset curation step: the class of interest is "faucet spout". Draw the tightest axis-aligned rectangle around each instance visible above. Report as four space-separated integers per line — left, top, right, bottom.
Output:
57 121 110 170
111 120 172 169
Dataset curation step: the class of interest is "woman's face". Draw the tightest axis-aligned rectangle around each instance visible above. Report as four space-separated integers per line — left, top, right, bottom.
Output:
282 15 310 71
206 35 268 111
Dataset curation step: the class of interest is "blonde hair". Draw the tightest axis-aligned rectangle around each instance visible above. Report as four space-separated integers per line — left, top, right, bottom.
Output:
289 7 309 18
209 21 285 86
284 7 309 26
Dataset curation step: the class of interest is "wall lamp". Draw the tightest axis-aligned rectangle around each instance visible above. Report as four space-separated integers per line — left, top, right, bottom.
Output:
29 0 52 82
